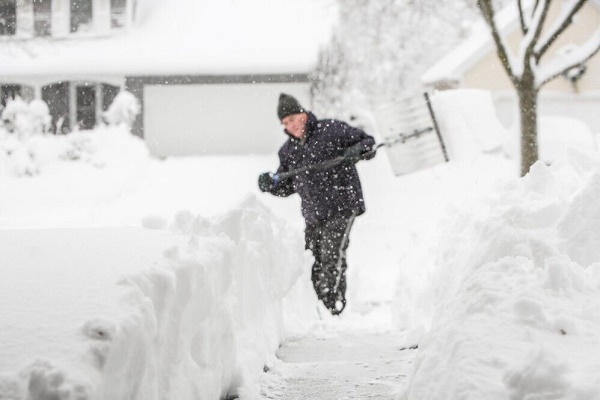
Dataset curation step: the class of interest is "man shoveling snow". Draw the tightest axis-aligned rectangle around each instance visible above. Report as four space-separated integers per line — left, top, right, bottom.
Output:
258 93 375 316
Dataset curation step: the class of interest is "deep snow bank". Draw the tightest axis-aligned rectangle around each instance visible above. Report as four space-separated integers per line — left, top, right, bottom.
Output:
399 149 600 399
97 198 310 399
0 196 311 399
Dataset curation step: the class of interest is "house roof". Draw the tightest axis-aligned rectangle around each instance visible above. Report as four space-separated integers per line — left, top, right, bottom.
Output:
0 0 338 80
421 0 600 86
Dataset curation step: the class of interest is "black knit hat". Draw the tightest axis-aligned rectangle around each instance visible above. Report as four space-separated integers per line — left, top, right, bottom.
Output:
277 93 306 120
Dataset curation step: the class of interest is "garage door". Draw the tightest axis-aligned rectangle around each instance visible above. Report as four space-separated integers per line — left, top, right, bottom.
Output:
144 82 311 157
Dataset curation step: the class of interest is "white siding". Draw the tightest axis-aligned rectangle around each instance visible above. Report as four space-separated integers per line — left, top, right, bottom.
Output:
16 0 34 38
52 0 70 37
94 0 110 34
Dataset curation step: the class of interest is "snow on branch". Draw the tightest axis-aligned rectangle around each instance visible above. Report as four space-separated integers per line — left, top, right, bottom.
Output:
534 0 588 62
520 0 551 63
478 0 521 81
535 26 600 87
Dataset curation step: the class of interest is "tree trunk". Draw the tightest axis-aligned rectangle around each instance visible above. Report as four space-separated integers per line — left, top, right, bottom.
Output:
517 73 539 177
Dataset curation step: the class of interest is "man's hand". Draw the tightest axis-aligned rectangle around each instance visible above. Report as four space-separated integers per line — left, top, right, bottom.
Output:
343 144 365 164
258 172 275 192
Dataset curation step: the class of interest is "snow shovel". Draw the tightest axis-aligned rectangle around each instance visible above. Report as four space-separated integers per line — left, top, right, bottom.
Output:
272 126 435 181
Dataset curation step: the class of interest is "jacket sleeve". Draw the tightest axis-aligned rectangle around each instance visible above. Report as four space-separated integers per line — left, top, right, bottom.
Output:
269 150 296 197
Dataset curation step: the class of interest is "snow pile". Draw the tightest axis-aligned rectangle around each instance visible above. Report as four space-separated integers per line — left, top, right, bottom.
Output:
430 89 507 159
537 116 595 164
0 197 312 399
429 89 597 165
97 198 309 399
399 149 600 399
1 97 51 138
0 124 149 177
103 91 141 128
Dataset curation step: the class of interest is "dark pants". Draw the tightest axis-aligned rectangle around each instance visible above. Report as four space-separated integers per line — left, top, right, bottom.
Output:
305 210 358 314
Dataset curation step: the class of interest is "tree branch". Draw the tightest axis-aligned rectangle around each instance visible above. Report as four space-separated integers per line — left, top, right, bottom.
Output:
518 0 528 35
524 0 552 58
533 0 542 15
477 0 520 85
535 0 588 62
537 29 600 87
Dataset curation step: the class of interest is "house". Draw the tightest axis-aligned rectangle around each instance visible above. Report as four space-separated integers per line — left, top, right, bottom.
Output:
422 0 600 135
0 0 338 156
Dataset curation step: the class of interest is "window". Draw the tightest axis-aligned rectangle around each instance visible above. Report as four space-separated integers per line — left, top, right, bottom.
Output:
71 0 93 33
34 0 52 37
42 82 70 134
102 84 120 111
111 0 127 28
0 0 16 36
76 85 96 130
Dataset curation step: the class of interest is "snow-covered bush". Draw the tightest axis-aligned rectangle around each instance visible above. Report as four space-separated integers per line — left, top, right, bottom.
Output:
1 97 51 138
0 125 149 177
28 99 52 135
0 97 54 176
103 91 140 127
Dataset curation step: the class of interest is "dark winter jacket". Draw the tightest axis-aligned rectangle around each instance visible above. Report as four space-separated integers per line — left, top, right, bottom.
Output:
269 112 375 226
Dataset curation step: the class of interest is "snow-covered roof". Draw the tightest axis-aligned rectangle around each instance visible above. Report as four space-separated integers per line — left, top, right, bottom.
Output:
0 0 338 79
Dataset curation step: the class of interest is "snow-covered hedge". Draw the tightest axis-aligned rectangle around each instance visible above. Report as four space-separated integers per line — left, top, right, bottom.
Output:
0 197 311 399
0 125 149 177
0 91 144 177
399 150 600 399
1 97 51 138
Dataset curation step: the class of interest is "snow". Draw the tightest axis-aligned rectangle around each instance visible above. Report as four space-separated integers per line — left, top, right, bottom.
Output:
535 27 600 86
102 91 140 127
0 200 312 399
2 88 600 398
398 151 600 399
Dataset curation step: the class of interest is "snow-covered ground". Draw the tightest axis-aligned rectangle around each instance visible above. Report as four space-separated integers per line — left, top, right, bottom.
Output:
1 89 600 399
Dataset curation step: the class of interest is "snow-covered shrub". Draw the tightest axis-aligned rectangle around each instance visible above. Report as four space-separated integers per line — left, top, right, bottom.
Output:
0 98 53 176
28 99 52 135
0 134 40 176
1 97 51 138
103 91 140 127
0 124 149 177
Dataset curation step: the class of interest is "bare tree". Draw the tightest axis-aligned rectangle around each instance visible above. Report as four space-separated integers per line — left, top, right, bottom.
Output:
477 0 600 176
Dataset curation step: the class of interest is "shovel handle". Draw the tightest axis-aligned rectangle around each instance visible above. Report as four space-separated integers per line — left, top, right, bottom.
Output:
272 126 434 181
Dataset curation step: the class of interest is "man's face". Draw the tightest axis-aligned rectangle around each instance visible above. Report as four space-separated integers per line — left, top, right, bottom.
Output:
282 112 308 139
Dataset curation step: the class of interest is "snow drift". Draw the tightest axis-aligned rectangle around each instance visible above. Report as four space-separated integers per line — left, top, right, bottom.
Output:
0 197 311 399
399 149 600 399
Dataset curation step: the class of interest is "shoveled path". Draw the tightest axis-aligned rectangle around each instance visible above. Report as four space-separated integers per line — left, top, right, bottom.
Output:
260 331 417 399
